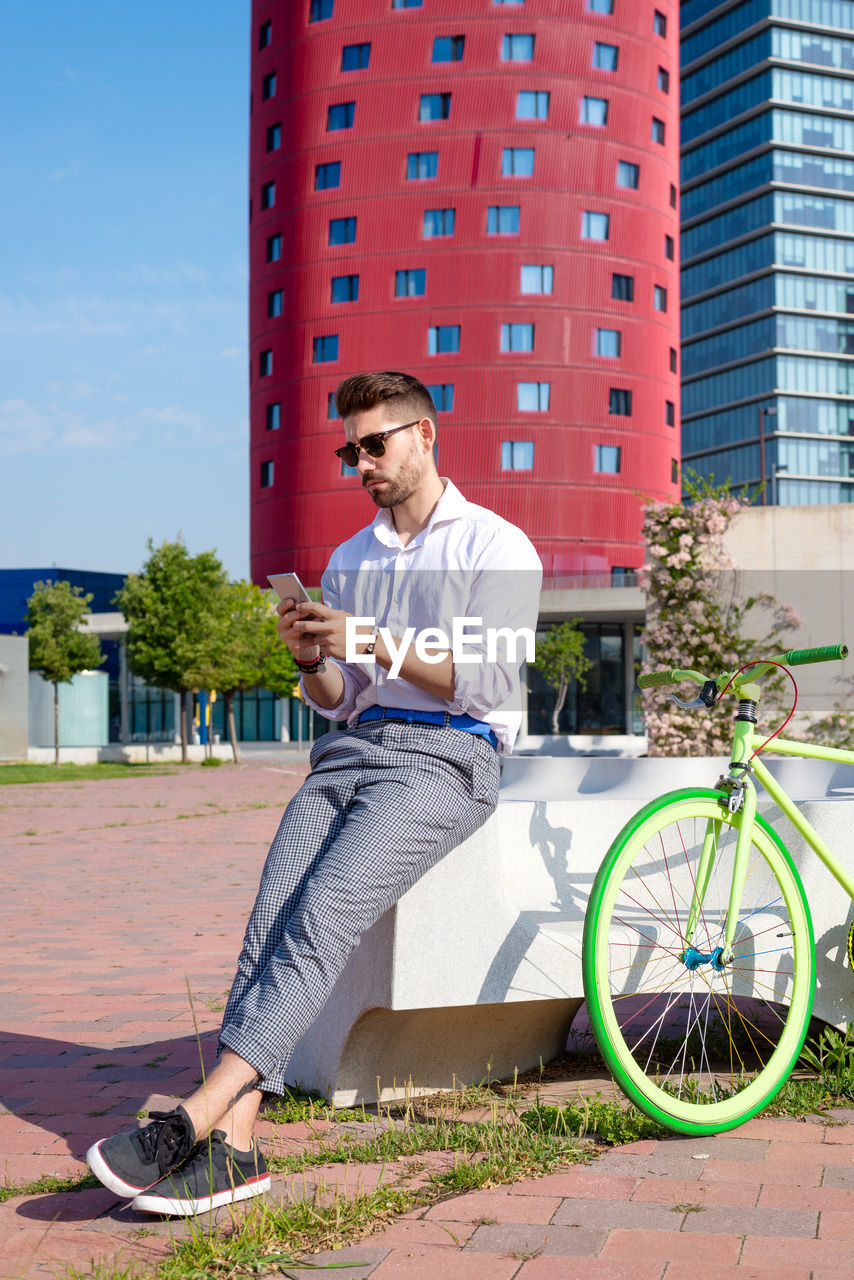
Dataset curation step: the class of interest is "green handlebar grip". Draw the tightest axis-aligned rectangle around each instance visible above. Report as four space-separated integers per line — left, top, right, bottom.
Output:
774 644 848 666
638 670 683 689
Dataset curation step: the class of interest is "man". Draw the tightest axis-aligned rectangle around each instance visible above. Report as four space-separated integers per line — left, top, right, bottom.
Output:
87 371 542 1215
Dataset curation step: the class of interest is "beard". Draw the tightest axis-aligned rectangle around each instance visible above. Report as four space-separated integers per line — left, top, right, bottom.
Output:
363 451 424 508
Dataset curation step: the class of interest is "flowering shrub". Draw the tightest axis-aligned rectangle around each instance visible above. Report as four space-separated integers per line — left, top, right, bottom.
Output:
641 474 800 756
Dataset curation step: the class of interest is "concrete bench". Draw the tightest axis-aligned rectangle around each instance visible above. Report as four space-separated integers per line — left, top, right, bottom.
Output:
285 756 854 1106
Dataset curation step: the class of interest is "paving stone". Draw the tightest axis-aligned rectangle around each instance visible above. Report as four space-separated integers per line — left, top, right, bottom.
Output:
680 1204 818 1237
514 1261 666 1280
701 1158 824 1186
550 1197 685 1230
465 1222 607 1256
426 1191 561 1224
507 1169 637 1199
600 1227 742 1263
759 1182 854 1212
631 1177 760 1207
740 1234 854 1269
371 1250 522 1278
278 1247 389 1279
594 1151 705 1180
663 1266 812 1280
368 1219 479 1249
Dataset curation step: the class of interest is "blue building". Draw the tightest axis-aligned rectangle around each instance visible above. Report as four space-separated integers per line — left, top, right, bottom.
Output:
681 0 854 502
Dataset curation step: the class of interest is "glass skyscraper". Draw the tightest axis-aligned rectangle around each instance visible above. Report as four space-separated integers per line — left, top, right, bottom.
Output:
681 0 854 503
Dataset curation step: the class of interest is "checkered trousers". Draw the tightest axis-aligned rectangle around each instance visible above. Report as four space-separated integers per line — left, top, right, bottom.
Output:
218 719 500 1094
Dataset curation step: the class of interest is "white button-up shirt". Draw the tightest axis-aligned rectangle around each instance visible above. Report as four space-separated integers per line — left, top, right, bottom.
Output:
300 480 542 753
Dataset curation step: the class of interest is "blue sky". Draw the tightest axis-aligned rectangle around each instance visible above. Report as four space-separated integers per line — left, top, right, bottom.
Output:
0 1 251 579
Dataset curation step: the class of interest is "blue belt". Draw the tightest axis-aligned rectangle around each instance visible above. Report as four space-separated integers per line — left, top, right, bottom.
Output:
356 705 499 751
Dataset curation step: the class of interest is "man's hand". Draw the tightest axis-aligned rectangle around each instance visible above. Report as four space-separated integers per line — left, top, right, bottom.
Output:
276 599 354 662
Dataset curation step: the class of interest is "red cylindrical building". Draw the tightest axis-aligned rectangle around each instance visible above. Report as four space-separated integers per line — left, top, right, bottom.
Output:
250 0 680 587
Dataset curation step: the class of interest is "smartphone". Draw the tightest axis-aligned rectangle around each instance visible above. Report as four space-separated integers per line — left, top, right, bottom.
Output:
267 572 313 608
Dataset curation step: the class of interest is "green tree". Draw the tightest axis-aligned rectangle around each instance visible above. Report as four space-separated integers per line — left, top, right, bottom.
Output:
186 580 298 763
641 472 800 756
115 538 227 763
26 580 104 764
531 621 593 736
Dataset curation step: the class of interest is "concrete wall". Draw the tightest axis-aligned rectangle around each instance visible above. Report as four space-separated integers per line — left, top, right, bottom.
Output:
0 635 29 761
725 505 854 718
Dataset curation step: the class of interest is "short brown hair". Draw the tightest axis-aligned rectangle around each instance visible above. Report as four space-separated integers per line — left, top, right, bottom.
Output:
334 371 438 434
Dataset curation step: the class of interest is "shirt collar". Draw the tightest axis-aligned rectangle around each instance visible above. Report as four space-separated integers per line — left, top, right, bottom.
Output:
371 479 468 549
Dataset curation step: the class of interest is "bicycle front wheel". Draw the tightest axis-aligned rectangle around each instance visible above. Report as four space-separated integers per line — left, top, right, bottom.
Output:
583 788 814 1135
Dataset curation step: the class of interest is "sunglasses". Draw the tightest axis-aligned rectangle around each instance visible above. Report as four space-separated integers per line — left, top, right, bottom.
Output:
334 421 420 469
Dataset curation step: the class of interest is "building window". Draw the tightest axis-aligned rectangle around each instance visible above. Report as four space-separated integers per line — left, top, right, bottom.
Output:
433 35 465 61
327 102 355 131
654 285 667 312
260 460 274 487
651 116 665 144
665 234 674 260
396 268 426 297
261 181 276 210
267 234 283 262
429 324 460 354
588 0 614 11
392 0 423 7
266 123 282 152
502 33 535 61
670 347 677 372
581 96 609 126
671 458 679 483
488 204 520 234
582 211 610 240
328 393 340 419
502 441 534 470
423 207 455 237
521 264 553 293
501 322 534 352
494 0 524 5
268 289 284 318
259 19 272 48
595 328 621 357
658 66 670 93
329 216 356 244
609 388 632 416
428 383 454 410
670 183 677 208
593 41 619 70
407 151 439 179
518 381 550 410
595 444 621 473
502 147 535 177
266 402 281 430
259 349 273 376
653 9 667 35
517 90 550 119
315 161 341 190
612 272 634 301
313 334 339 363
665 400 675 426
341 42 371 71
310 0 333 18
617 160 639 189
419 93 452 121
331 274 359 302
262 71 277 100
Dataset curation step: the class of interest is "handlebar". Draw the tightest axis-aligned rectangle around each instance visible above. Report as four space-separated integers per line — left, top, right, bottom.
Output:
639 643 848 694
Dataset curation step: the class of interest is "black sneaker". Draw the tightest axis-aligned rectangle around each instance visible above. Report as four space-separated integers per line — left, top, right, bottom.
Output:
86 1106 196 1198
132 1130 270 1216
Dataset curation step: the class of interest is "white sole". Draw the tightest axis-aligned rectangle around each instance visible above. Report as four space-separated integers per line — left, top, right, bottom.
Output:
86 1139 155 1199
133 1174 271 1217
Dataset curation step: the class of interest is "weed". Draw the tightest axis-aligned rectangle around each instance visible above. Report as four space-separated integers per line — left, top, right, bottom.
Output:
673 1203 704 1213
92 1063 120 1070
0 1172 99 1202
201 756 223 767
143 1056 169 1069
0 762 177 785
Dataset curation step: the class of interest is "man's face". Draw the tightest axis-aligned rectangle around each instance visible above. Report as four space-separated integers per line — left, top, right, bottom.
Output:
342 405 431 509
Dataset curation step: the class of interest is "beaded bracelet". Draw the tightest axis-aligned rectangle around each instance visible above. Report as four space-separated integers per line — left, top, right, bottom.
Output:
294 654 327 674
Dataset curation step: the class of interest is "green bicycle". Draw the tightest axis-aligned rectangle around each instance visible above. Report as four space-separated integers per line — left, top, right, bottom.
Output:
582 643 852 1135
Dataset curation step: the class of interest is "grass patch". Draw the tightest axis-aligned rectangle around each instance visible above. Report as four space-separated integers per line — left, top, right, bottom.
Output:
262 1087 360 1126
0 1171 99 1202
0 762 177 785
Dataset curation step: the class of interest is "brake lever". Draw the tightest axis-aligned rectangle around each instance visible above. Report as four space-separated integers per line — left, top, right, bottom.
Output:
667 693 705 709
667 680 720 711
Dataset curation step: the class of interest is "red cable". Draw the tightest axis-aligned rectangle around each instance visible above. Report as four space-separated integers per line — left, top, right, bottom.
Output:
715 659 798 760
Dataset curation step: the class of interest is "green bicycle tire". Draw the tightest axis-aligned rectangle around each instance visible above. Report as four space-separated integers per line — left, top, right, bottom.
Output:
582 788 814 1135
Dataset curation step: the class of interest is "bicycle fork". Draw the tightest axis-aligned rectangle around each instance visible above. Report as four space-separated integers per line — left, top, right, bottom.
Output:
682 710 759 969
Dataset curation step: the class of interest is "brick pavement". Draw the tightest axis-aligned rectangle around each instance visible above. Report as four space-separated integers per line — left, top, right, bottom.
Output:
2 757 854 1279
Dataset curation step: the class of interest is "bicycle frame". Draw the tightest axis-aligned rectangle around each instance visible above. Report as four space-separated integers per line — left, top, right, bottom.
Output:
685 720 854 962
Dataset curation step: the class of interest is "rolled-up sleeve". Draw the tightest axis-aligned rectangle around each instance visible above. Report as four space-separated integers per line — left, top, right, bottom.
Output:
450 529 543 719
298 570 373 722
